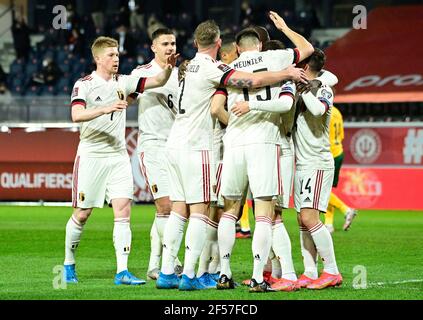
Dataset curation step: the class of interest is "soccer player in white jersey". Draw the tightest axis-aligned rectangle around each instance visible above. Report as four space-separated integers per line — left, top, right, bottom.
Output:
291 49 343 289
63 36 177 285
129 28 183 281
195 33 240 287
238 48 342 290
231 37 339 291
156 19 306 291
213 12 314 293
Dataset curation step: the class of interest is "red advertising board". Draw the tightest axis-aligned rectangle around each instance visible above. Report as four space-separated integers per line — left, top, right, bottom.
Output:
334 166 422 210
1 127 422 209
343 126 423 166
0 128 153 202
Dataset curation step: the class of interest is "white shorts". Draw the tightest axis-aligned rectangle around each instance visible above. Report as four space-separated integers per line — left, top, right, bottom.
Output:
72 154 134 208
294 168 334 213
221 144 282 199
166 148 213 204
138 146 169 200
276 142 295 209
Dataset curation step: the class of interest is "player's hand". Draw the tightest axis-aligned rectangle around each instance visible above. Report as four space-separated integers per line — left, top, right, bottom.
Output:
268 11 288 31
178 59 190 82
165 53 180 70
286 64 308 83
309 79 322 89
231 101 250 117
105 100 128 114
296 81 312 94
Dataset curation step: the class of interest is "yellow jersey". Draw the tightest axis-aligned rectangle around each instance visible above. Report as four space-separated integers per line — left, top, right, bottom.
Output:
329 106 344 157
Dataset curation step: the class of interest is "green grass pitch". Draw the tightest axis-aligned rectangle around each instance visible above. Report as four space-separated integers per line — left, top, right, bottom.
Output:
0 205 422 300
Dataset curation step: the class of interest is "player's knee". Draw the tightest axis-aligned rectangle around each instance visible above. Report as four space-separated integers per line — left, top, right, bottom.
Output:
254 197 275 217
223 197 241 216
299 213 319 230
155 197 172 214
74 208 92 223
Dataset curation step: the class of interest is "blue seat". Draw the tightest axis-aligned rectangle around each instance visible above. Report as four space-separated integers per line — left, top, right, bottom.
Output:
25 85 41 96
10 59 25 74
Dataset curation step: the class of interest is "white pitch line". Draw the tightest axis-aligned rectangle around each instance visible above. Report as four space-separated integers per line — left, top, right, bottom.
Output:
369 279 423 286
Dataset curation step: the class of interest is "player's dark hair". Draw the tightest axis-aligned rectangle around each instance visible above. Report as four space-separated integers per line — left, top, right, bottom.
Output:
252 25 270 43
235 28 260 45
220 33 236 52
221 33 235 47
302 48 326 72
262 39 285 51
151 28 175 41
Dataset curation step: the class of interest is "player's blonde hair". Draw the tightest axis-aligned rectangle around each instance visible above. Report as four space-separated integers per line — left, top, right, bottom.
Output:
91 36 118 58
194 20 220 48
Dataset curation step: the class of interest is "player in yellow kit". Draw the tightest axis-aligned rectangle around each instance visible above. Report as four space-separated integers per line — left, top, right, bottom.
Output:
324 105 357 233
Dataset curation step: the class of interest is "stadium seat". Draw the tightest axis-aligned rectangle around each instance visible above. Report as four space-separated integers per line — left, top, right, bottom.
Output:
25 85 41 96
10 59 26 75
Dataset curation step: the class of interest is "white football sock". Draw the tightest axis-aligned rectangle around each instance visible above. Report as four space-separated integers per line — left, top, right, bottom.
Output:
64 215 84 265
197 219 218 278
218 213 237 279
113 217 132 274
309 221 339 275
208 241 220 274
147 219 162 272
269 249 282 279
155 213 169 240
299 225 318 279
273 221 297 281
252 216 272 283
161 211 187 275
183 213 208 279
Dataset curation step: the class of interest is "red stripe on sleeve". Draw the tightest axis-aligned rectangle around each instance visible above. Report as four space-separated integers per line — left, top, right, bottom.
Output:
222 69 236 86
293 48 300 64
71 99 86 107
137 77 147 93
279 92 294 99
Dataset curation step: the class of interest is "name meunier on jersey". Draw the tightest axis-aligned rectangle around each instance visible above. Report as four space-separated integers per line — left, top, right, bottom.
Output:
232 56 263 69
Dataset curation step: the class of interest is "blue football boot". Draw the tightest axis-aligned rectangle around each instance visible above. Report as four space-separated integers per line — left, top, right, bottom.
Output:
178 274 207 291
114 270 146 285
156 272 180 289
64 264 78 283
198 272 218 289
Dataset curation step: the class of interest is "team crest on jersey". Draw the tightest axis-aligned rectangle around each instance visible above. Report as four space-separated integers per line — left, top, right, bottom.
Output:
79 192 85 202
72 87 79 98
117 90 125 100
152 184 158 193
217 64 231 73
321 89 332 100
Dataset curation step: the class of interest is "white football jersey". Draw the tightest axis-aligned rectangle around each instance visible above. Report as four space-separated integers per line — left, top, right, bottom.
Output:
212 88 228 161
131 59 178 150
293 85 335 170
71 71 146 156
279 81 297 149
166 52 235 151
223 49 297 147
